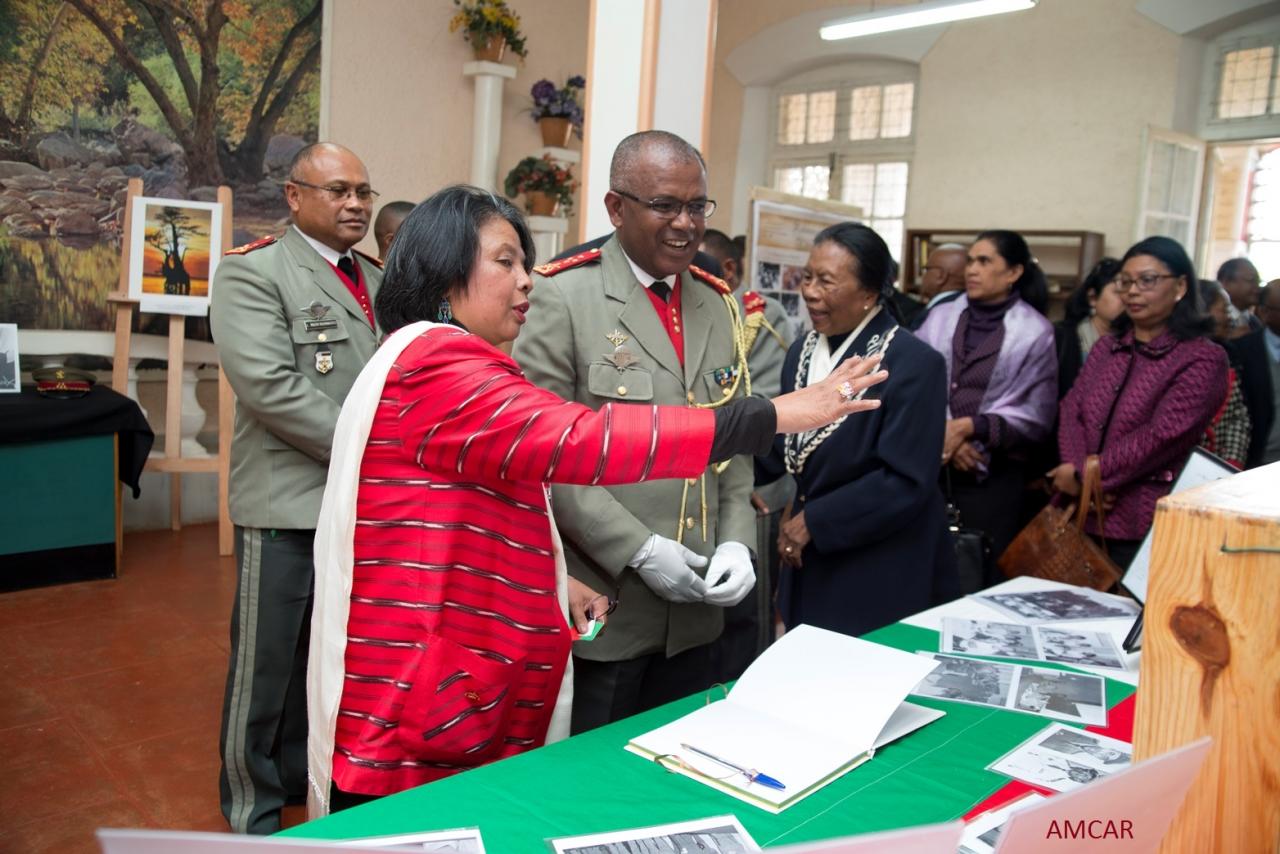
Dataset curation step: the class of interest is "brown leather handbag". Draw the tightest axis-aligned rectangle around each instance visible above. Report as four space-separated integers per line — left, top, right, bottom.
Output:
997 455 1123 592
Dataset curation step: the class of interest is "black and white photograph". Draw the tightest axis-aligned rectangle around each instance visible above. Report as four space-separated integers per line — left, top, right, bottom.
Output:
974 588 1140 623
957 793 1046 854
755 261 781 292
1011 667 1108 726
910 653 1017 709
988 723 1132 792
345 827 487 852
1036 627 1126 670
550 815 759 853
942 618 1039 660
0 323 18 393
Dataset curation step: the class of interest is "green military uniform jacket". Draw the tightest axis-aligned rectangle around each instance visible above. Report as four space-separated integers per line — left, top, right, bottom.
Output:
210 226 382 530
514 236 756 661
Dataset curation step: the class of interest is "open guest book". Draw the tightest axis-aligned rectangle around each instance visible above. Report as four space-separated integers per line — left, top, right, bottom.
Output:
626 624 944 812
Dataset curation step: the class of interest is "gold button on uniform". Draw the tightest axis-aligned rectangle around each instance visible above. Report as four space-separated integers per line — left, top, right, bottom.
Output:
722 387 732 396
617 385 627 396
317 333 327 342
685 516 696 530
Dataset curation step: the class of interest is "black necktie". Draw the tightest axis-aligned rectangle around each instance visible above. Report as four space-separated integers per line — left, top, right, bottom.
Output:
337 255 356 281
650 281 671 302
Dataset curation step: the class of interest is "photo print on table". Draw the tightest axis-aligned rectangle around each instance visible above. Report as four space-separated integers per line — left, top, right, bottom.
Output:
910 653 1018 709
550 815 759 854
974 588 1140 623
988 722 1132 793
942 618 1039 660
1010 667 1107 726
1035 626 1126 670
911 654 1108 726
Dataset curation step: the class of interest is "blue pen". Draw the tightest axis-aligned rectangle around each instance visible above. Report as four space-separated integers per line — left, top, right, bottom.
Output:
680 743 786 791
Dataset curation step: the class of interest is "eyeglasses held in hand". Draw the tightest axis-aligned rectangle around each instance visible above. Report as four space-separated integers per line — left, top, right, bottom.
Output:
289 179 380 203
1113 273 1178 292
586 594 618 621
611 189 716 220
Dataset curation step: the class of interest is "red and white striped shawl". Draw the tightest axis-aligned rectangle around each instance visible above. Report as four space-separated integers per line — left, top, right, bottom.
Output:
328 326 714 798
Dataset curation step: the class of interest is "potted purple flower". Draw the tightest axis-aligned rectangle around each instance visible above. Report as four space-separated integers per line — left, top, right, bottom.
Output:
530 76 585 147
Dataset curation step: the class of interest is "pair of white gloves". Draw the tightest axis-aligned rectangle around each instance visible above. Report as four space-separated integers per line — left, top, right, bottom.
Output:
627 535 756 607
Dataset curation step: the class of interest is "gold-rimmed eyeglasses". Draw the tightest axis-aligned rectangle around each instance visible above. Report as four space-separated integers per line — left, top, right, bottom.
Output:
611 189 716 220
288 179 380 203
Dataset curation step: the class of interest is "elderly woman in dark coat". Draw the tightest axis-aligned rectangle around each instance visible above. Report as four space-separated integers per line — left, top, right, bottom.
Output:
758 223 958 636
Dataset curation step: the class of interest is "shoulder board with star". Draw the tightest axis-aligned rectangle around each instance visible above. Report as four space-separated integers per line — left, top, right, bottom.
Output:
742 290 767 314
224 235 277 256
688 264 732 297
352 248 383 269
534 248 602 277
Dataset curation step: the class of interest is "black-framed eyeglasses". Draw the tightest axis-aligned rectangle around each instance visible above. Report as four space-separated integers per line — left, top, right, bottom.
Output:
611 189 716 220
288 179 380 203
586 594 618 621
1114 272 1179 293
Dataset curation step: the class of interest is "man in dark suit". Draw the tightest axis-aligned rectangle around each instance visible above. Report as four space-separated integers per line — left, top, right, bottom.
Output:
1228 279 1280 467
911 244 967 330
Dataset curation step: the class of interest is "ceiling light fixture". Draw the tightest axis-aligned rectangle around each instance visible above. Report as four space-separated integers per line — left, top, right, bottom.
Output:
820 0 1037 41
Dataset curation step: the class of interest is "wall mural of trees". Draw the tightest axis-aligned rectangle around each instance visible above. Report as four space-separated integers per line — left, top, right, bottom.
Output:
0 0 321 332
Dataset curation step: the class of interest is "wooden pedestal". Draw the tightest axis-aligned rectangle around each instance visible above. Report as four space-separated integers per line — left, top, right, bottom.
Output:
1133 461 1280 853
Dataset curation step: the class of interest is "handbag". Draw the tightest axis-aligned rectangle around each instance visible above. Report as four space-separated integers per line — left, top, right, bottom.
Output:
997 455 1122 592
944 468 991 595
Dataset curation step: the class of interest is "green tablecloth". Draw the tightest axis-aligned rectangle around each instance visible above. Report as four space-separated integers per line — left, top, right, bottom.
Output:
281 622 1135 851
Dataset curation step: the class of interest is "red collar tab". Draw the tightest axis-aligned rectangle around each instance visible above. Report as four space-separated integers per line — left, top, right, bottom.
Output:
225 235 277 255
534 248 602 277
688 264 732 296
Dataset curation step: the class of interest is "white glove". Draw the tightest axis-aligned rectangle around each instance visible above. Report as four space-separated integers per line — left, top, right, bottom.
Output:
628 534 709 603
702 541 756 607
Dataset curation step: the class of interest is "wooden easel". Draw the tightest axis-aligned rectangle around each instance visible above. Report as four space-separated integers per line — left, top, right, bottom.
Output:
109 177 236 556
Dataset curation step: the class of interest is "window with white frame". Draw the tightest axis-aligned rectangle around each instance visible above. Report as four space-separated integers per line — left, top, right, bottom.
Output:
1211 34 1280 122
1246 145 1280 279
770 70 916 261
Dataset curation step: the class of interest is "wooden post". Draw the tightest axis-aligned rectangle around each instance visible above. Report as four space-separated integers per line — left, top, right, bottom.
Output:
164 314 186 530
109 178 144 396
1133 461 1280 853
216 185 235 556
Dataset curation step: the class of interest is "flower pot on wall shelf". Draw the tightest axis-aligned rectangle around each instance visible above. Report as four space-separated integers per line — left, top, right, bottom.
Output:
525 191 560 216
539 117 573 147
472 35 507 62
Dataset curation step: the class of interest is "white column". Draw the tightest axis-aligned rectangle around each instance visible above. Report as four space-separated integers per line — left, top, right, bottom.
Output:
463 61 518 191
580 0 717 242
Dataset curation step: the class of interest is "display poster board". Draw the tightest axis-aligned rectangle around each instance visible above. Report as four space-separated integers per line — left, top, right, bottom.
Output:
0 323 18 393
744 187 864 333
127 196 224 316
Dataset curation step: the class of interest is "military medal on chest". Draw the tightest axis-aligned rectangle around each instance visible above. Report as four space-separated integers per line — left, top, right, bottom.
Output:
314 349 334 374
604 328 638 370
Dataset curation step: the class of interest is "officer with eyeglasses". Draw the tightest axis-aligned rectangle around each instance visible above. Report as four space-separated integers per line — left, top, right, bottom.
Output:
210 141 383 834
514 130 759 734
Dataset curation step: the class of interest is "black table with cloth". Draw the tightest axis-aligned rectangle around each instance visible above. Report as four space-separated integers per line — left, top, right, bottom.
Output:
0 385 154 590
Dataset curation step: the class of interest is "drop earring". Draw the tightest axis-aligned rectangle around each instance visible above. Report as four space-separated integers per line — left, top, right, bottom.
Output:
437 298 453 324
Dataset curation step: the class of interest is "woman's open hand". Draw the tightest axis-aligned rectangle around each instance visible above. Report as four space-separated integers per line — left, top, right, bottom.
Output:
772 354 887 434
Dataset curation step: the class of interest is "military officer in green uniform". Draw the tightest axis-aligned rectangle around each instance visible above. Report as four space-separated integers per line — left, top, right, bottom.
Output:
514 130 758 733
211 142 383 834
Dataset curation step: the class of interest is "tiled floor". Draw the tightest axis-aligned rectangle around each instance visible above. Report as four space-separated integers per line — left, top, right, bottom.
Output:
0 523 304 853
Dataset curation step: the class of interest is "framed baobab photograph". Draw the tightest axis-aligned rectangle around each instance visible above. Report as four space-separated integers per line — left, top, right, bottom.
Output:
127 196 223 316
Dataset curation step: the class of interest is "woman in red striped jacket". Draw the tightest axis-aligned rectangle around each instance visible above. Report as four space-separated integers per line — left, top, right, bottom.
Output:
306 185 888 815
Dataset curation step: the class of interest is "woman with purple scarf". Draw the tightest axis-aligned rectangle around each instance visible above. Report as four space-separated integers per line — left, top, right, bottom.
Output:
1049 237 1227 568
915 230 1058 586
